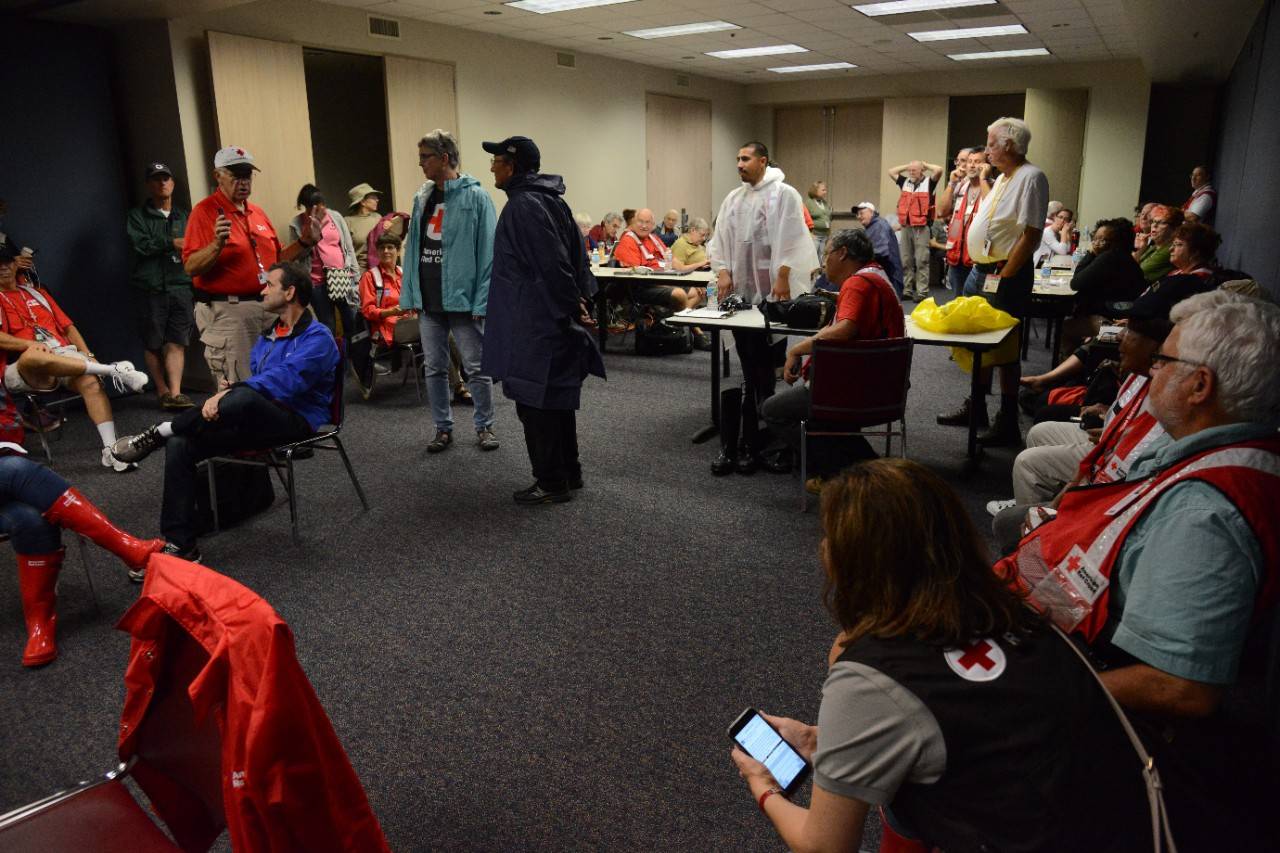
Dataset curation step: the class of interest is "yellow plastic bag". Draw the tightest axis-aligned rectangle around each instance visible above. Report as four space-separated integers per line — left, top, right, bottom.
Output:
910 296 1020 372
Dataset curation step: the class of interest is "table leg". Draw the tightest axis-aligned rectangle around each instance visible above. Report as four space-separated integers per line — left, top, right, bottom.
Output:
692 328 721 444
966 348 985 463
597 292 608 353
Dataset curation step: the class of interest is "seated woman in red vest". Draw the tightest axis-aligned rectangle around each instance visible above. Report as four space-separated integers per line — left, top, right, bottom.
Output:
731 458 1150 853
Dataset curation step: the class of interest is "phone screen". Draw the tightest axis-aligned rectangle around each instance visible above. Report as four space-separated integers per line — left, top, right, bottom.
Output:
729 710 810 794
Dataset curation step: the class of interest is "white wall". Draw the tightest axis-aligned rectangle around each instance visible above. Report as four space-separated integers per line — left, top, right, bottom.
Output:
164 0 754 223
747 59 1151 227
878 97 948 215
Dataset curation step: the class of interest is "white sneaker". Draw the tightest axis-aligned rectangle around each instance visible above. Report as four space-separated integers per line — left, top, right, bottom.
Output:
109 361 149 394
986 498 1017 517
102 446 137 472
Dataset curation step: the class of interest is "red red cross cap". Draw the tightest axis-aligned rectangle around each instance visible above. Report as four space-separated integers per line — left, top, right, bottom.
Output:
944 639 1007 682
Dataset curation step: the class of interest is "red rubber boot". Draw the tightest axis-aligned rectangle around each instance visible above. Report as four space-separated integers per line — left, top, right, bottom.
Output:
18 549 64 667
878 808 931 853
42 488 164 570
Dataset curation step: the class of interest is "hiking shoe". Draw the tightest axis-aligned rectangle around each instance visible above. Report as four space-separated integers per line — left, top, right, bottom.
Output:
427 429 452 453
129 541 181 582
986 498 1018 517
160 541 202 564
108 361 149 394
937 397 989 428
161 393 195 410
111 425 164 464
102 446 138 472
476 428 499 451
513 482 572 505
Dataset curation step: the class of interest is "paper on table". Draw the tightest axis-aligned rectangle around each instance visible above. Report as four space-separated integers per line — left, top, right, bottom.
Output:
679 307 733 319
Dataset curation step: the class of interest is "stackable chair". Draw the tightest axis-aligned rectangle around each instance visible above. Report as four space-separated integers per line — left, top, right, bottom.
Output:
200 343 369 544
0 555 390 852
800 337 913 511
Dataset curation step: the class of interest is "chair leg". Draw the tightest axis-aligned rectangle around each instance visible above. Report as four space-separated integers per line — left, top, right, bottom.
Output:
800 420 808 513
206 461 221 533
334 436 370 511
901 420 908 458
285 451 299 545
75 534 101 615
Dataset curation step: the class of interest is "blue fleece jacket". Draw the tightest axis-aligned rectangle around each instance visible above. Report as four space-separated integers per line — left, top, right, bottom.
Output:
243 313 340 430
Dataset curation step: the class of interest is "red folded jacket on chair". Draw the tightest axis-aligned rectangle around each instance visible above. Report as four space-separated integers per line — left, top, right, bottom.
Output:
1045 385 1086 407
116 554 390 852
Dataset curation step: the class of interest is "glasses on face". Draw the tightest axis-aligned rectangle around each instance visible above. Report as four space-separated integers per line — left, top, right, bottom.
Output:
1150 220 1169 227
226 169 254 181
419 151 441 163
1151 352 1205 370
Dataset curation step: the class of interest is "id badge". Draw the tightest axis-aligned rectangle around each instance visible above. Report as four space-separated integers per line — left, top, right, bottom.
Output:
945 240 954 251
258 270 269 285
983 273 1001 294
982 238 992 256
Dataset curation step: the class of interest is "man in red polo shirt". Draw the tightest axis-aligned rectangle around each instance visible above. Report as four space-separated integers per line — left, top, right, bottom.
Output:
761 228 904 482
183 146 317 383
611 208 703 312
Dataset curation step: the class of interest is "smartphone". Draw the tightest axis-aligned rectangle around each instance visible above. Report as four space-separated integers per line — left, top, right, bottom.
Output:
727 708 811 796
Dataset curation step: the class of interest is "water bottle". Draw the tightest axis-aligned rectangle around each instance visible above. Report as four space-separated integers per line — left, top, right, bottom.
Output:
706 279 718 310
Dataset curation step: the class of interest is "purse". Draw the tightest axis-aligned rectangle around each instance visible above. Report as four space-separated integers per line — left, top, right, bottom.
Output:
324 266 358 307
762 292 836 331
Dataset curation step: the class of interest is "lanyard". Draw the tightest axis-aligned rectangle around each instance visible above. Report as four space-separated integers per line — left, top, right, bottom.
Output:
226 205 268 282
985 163 1022 216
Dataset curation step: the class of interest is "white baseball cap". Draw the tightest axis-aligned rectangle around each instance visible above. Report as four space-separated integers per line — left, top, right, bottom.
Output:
854 201 876 213
213 146 259 171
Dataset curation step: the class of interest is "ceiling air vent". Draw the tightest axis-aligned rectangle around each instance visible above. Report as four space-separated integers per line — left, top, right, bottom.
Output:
556 51 576 69
368 15 401 40
676 73 691 87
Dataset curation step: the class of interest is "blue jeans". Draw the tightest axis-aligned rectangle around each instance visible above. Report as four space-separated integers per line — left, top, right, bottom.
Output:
962 263 986 297
419 311 493 433
0 455 70 553
946 263 971 298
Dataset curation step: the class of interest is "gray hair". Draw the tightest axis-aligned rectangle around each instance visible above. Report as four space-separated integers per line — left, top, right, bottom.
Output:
574 212 593 228
1046 200 1064 218
602 211 623 225
687 217 709 233
826 228 875 265
988 116 1031 156
1172 291 1280 426
418 129 460 168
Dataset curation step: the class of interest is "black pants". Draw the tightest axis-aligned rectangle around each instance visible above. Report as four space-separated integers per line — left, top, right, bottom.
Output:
515 403 580 490
161 386 312 548
760 384 876 477
732 328 785 450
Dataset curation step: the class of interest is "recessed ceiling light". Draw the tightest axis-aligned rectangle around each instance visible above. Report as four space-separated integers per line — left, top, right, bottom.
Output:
767 62 857 73
705 44 808 59
853 0 996 16
682 55 696 59
483 9 502 14
598 35 612 39
949 47 1051 60
910 24 1026 42
624 21 740 39
505 0 637 13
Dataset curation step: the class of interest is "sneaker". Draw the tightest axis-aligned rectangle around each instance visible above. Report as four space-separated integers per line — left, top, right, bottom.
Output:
937 397 990 429
160 541 202 564
161 393 196 410
986 498 1017 517
427 429 452 453
110 425 164 464
102 446 138 472
693 331 713 351
513 482 572 505
476 428 499 451
108 361 149 394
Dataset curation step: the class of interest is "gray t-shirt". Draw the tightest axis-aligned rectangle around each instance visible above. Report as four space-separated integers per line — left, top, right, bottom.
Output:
812 661 947 805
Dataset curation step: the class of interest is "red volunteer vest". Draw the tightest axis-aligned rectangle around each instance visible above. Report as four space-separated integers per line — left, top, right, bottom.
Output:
896 177 935 227
621 229 668 266
1077 374 1166 485
945 179 979 267
1182 185 1217 217
997 436 1280 642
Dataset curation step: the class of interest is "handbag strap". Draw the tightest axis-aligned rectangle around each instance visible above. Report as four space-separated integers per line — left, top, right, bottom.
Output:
1050 624 1178 853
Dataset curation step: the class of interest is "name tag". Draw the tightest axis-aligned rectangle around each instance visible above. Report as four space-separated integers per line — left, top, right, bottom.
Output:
983 273 1001 294
945 240 954 251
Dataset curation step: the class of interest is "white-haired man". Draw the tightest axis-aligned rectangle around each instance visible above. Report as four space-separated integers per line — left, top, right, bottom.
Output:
998 290 1280 849
887 158 943 301
938 117 1049 445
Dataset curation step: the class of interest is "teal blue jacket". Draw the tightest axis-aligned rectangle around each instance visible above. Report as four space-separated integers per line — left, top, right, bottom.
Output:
400 174 496 316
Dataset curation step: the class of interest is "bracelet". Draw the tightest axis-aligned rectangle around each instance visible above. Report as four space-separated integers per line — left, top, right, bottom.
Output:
757 786 783 813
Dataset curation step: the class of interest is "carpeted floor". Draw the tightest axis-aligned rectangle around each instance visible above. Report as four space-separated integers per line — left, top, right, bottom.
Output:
0 300 1052 851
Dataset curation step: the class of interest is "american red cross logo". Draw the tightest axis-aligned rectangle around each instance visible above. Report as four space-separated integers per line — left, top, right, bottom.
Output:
957 641 996 671
944 638 1007 682
1067 554 1082 571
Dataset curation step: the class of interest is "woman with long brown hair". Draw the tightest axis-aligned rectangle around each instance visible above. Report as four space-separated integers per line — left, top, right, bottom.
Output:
731 458 1149 853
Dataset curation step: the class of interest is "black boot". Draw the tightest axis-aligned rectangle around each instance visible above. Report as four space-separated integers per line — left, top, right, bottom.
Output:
711 388 741 476
937 396 989 428
737 391 762 474
977 407 1022 447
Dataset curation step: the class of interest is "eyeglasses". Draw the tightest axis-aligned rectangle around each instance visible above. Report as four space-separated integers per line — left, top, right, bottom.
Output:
1150 220 1170 226
225 169 254 180
1150 352 1206 370
419 151 441 162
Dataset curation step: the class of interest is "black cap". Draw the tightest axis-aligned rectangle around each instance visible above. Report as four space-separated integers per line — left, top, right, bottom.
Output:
481 136 540 172
145 161 173 180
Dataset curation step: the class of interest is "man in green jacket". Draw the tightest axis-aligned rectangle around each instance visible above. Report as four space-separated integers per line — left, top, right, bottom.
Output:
125 162 195 409
401 129 499 455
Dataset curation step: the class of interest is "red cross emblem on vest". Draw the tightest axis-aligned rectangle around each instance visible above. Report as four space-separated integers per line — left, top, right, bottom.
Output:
944 638 1007 682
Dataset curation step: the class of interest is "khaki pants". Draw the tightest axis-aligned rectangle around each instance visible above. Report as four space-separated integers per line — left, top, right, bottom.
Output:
899 225 932 298
195 299 274 384
1011 420 1092 505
